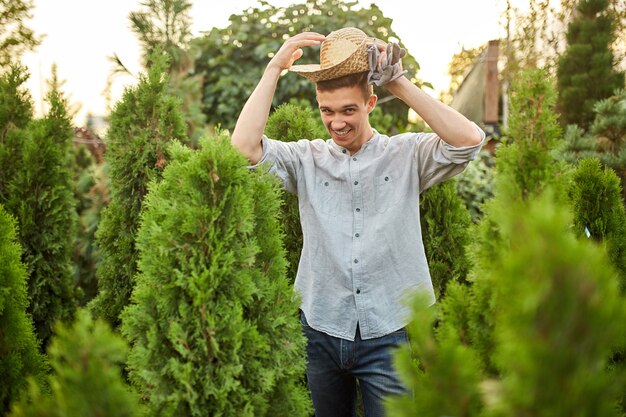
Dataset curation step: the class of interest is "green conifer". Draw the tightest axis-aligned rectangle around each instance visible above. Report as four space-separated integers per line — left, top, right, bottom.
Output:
6 69 78 344
419 180 472 298
0 65 32 209
389 192 626 416
569 158 626 287
557 0 625 129
121 135 311 416
0 205 47 414
386 283 484 417
265 102 326 282
9 310 143 417
90 52 186 325
490 194 625 416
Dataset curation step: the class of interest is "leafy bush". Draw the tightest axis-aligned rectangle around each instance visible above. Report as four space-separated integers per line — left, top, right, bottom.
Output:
10 310 143 417
0 205 47 414
121 135 311 416
90 52 186 325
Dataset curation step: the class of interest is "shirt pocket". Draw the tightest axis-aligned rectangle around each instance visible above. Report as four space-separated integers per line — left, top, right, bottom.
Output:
315 177 341 216
374 173 401 213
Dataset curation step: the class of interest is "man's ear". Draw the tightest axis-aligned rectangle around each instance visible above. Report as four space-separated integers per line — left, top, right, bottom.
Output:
367 94 378 113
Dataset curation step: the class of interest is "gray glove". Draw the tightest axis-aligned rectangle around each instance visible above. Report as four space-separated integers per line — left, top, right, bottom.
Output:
367 41 407 86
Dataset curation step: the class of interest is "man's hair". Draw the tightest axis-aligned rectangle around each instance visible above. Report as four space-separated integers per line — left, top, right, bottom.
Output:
315 71 373 102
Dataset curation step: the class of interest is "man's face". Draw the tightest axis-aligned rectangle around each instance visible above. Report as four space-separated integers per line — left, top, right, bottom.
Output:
316 85 376 155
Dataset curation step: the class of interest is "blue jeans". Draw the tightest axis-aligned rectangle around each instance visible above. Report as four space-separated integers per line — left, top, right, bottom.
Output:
300 311 409 417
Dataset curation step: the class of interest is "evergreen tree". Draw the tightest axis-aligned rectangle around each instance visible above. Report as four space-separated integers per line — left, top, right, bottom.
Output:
557 88 626 199
557 0 625 129
0 65 32 203
389 192 626 416
9 310 143 417
419 180 472 298
490 193 625 416
569 158 626 287
121 135 311 416
6 68 78 345
468 69 567 373
386 283 484 417
90 53 186 326
265 102 326 282
0 205 47 415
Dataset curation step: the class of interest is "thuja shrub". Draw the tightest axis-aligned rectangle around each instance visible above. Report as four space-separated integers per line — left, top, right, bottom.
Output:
419 180 472 298
7 78 78 345
467 69 568 373
121 135 311 417
0 205 47 415
491 193 626 416
265 102 325 282
388 193 626 416
0 66 32 203
90 52 186 325
10 310 143 417
386 284 484 417
569 158 626 287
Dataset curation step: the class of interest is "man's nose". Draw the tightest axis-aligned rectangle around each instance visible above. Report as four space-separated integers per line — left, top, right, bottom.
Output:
330 118 347 130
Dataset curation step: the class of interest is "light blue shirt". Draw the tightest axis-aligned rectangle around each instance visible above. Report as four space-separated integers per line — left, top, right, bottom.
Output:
255 127 484 340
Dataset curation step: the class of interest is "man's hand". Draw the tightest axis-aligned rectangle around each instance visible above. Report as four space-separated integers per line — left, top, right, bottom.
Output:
367 40 407 86
268 32 326 73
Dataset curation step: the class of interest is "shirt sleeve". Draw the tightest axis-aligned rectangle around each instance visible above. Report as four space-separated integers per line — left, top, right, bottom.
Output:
415 123 486 193
247 135 301 194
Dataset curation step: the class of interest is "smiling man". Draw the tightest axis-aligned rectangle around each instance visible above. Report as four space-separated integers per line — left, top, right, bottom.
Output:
231 27 484 417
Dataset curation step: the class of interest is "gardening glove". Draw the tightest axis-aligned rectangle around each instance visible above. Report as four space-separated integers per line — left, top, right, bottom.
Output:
367 40 407 86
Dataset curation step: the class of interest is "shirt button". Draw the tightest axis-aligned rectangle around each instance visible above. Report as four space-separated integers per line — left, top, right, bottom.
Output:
385 176 389 181
354 181 358 185
354 259 359 264
356 289 361 294
356 208 361 212
353 157 357 161
324 181 329 186
355 233 360 238
342 149 347 154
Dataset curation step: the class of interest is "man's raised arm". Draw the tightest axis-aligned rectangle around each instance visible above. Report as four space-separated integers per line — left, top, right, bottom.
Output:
231 32 326 164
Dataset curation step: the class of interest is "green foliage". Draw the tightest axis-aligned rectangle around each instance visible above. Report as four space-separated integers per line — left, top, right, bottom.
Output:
126 0 208 144
0 205 47 414
569 158 626 288
467 69 567 373
557 88 626 199
386 284 484 417
0 66 32 204
121 135 311 416
455 150 495 222
498 69 566 200
265 102 326 281
4 71 79 345
0 0 42 68
489 193 625 416
557 0 625 129
71 148 108 305
419 181 472 298
193 0 423 130
389 192 626 416
91 52 186 325
10 310 143 417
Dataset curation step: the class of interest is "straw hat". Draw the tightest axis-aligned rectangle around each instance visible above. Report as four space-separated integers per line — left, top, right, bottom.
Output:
290 27 372 82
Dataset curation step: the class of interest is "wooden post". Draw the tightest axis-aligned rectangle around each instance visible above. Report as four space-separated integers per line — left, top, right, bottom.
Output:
484 40 499 125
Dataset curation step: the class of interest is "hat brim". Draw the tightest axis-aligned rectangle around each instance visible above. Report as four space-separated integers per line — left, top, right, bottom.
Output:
290 44 370 82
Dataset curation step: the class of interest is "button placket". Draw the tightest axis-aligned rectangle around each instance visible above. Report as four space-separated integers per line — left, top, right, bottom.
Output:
350 155 365 313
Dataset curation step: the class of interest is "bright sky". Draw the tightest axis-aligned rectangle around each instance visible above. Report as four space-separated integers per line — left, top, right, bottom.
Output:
22 0 516 125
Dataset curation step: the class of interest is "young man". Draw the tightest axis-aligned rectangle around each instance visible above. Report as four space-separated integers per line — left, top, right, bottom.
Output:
231 28 484 417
